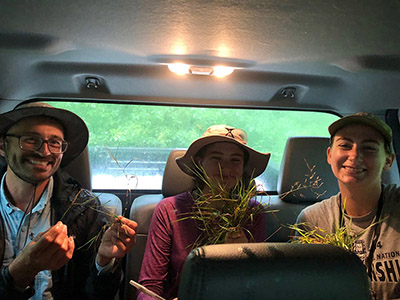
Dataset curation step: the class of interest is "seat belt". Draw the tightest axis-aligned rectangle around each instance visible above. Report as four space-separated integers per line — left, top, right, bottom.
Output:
385 109 400 171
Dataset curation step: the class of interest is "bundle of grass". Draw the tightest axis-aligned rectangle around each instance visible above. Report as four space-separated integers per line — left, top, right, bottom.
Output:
178 163 273 248
61 188 127 250
290 201 386 252
290 222 357 251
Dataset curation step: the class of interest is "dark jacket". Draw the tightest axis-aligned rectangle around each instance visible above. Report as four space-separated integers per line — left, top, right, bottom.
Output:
0 168 122 299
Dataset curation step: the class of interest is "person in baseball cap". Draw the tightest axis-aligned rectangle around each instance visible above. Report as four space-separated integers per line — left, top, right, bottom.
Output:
296 112 398 300
328 112 393 154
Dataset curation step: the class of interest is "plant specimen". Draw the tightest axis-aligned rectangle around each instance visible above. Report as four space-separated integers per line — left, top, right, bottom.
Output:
290 200 387 252
177 162 274 248
105 146 138 210
64 146 141 250
280 159 327 201
60 188 126 250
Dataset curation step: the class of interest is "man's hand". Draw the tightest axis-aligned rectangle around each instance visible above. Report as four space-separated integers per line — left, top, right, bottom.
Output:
96 216 137 267
8 221 75 288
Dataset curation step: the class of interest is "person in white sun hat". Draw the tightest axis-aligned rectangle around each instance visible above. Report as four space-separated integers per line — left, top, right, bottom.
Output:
296 112 399 300
138 125 270 300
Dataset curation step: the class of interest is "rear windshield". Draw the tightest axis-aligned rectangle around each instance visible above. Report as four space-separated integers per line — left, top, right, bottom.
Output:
47 102 338 191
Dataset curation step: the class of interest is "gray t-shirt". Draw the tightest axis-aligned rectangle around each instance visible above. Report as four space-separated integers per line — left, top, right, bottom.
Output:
297 184 400 300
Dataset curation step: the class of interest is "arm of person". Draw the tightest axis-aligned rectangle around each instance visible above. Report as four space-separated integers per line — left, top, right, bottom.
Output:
85 216 137 298
244 199 267 242
295 207 321 232
81 212 136 299
137 202 173 300
96 216 138 267
251 205 267 242
296 209 308 225
9 221 74 287
0 265 34 299
293 210 308 238
0 221 74 299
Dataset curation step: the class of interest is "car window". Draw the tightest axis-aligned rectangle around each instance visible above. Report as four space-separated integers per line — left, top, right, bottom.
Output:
47 102 338 191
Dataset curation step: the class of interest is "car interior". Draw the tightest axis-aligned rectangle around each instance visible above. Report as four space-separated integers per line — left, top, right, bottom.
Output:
1 1 399 299
177 243 371 300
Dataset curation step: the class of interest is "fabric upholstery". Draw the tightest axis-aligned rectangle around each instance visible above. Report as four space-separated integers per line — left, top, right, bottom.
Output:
178 243 370 300
277 136 338 203
125 149 193 299
61 146 122 216
265 137 338 242
62 146 92 190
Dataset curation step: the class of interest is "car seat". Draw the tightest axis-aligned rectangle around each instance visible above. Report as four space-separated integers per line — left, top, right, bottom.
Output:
264 136 339 242
124 149 194 300
178 243 370 300
62 146 123 216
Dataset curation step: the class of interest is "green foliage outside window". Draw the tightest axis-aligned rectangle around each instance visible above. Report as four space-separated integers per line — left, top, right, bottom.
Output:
47 101 338 190
49 102 337 165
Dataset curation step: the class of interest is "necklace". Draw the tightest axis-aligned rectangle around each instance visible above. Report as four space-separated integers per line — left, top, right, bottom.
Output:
339 189 384 278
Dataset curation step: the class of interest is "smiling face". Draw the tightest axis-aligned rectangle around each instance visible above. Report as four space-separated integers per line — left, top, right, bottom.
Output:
327 124 394 189
0 116 65 185
196 142 245 191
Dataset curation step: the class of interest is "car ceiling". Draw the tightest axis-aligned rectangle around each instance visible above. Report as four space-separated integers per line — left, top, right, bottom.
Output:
0 0 399 115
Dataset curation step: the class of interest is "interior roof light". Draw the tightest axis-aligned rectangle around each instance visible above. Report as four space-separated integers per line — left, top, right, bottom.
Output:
213 66 234 77
167 63 235 78
167 63 190 75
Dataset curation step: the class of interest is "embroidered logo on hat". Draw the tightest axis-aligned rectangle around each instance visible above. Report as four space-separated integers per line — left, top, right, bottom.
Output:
202 125 248 145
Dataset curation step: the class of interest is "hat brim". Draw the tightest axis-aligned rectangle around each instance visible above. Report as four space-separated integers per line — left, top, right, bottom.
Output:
328 115 392 145
176 135 270 178
0 107 88 167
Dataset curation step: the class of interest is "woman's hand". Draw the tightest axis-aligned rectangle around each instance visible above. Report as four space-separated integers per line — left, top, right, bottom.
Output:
224 228 248 244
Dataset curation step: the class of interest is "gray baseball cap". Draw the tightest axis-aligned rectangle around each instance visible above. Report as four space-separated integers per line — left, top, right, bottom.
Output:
328 112 392 149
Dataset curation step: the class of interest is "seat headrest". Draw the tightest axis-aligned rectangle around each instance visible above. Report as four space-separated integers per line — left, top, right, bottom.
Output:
61 146 92 190
277 136 338 203
178 243 370 300
382 156 400 185
162 149 194 197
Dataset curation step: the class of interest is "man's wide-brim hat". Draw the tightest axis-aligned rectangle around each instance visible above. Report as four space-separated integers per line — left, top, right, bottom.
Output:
176 125 270 178
0 102 89 167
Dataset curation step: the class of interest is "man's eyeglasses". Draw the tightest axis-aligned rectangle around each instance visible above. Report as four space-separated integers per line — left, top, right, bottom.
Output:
6 134 69 154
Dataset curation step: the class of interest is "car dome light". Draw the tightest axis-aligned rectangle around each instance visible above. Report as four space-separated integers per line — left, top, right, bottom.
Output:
168 63 235 77
212 66 234 77
167 63 190 75
189 66 214 76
